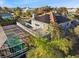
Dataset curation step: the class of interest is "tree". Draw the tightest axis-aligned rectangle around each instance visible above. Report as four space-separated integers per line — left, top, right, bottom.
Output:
67 14 76 21
50 38 72 55
26 34 73 58
27 46 63 58
74 26 79 37
49 22 62 39
0 7 3 12
25 11 32 17
3 7 10 12
43 6 53 13
57 7 68 16
74 8 79 20
13 7 22 17
33 8 44 15
49 22 74 55
26 21 75 58
27 36 63 58
15 10 22 17
66 55 77 58
13 7 21 11
76 8 79 15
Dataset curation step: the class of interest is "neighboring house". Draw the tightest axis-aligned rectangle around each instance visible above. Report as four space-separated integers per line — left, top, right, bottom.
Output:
22 7 33 12
54 14 69 23
0 12 16 26
60 20 79 30
68 8 77 14
0 12 12 20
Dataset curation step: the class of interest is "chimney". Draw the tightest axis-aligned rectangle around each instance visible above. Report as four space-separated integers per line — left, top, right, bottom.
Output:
49 12 56 23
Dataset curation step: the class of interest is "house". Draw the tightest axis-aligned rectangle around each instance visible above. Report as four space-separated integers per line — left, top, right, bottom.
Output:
17 11 69 37
22 7 33 12
54 14 69 23
31 12 69 32
68 8 77 14
19 12 69 38
0 12 12 20
16 12 69 40
0 12 16 26
60 20 79 31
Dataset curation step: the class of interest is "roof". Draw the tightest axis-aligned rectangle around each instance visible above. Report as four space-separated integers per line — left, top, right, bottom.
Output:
55 14 69 23
0 12 12 17
34 13 69 24
0 12 13 22
0 17 3 21
35 14 50 23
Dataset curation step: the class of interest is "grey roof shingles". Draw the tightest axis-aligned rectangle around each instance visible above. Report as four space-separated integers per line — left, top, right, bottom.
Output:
35 14 50 23
34 13 69 24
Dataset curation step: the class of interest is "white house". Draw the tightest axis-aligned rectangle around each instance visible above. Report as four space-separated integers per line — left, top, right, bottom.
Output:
22 7 33 12
31 14 49 31
68 8 77 14
31 12 69 31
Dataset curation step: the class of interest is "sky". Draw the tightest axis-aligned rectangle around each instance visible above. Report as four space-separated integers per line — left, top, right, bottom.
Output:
0 0 79 8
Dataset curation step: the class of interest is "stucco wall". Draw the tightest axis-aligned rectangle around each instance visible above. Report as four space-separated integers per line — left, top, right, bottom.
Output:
31 20 49 32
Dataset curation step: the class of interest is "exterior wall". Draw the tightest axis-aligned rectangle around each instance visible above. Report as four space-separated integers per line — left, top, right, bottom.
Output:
31 20 49 32
31 12 55 32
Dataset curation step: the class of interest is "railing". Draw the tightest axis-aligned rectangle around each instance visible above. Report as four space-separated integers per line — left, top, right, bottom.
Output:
16 22 36 36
